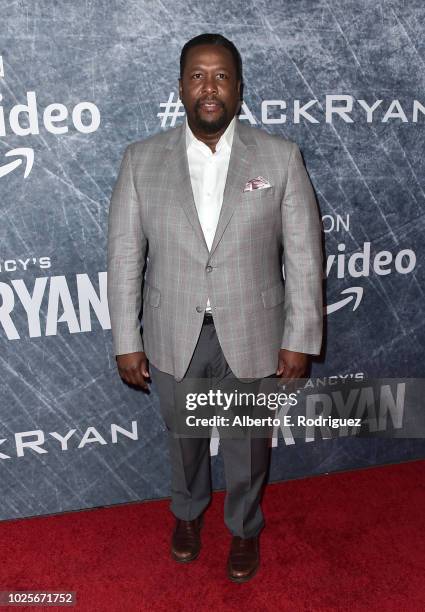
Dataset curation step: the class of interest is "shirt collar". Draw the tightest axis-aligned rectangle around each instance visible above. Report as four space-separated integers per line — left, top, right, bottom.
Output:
185 115 236 155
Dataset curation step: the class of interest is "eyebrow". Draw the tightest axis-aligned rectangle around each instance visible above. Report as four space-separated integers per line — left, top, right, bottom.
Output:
189 65 231 71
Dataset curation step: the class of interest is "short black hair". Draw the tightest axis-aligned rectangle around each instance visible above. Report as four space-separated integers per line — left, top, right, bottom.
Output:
180 33 242 82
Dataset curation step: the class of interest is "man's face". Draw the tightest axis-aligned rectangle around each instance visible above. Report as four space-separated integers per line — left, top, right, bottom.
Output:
179 44 241 134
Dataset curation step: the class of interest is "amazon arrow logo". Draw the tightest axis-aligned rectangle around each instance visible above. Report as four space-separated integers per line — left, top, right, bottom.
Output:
0 148 34 179
325 287 363 315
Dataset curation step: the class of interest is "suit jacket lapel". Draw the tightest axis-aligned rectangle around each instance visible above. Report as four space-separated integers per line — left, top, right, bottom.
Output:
209 118 254 257
163 117 255 258
164 121 210 254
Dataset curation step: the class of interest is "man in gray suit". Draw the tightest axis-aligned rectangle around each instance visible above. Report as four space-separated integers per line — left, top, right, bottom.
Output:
107 33 323 583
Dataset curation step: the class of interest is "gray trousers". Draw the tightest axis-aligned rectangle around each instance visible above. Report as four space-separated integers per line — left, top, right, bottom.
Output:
150 317 272 538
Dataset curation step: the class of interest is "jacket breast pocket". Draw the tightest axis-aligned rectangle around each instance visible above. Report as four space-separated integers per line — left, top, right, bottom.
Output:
241 186 277 223
145 284 161 308
243 185 275 201
261 283 285 309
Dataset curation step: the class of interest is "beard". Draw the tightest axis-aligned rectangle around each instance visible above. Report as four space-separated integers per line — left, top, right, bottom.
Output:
191 100 229 133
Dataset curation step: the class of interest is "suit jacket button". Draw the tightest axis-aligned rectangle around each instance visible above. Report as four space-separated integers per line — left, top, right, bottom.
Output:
196 306 203 313
206 266 213 273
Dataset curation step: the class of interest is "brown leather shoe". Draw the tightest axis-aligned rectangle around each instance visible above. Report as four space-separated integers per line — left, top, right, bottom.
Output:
227 535 259 583
171 516 203 563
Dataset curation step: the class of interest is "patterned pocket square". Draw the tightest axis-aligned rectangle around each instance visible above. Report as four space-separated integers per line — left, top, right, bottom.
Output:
243 176 272 192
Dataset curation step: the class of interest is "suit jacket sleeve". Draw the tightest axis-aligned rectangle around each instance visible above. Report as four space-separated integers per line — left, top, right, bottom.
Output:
280 142 323 355
107 144 147 356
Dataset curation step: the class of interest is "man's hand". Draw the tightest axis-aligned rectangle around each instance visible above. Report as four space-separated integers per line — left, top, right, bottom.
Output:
116 351 150 391
276 349 308 380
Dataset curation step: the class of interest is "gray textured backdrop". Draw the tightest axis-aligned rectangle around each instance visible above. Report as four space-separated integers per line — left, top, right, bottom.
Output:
1 1 424 521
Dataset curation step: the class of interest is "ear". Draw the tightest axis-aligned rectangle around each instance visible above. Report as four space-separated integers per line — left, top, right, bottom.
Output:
178 77 183 98
237 79 241 97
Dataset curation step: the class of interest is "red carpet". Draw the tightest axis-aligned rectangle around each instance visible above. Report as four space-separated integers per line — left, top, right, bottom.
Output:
0 460 424 612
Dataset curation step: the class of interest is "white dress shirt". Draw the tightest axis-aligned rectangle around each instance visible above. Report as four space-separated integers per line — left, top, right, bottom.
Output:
185 115 236 311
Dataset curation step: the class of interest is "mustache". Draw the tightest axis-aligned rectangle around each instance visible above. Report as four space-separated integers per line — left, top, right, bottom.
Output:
196 98 224 107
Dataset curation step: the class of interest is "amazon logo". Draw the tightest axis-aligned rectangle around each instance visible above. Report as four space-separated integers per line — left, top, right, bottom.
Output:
325 287 363 315
0 147 34 179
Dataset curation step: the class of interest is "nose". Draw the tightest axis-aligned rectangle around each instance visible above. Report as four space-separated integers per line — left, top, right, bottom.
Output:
202 75 218 95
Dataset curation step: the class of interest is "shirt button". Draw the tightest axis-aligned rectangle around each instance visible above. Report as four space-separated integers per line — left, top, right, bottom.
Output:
196 306 203 313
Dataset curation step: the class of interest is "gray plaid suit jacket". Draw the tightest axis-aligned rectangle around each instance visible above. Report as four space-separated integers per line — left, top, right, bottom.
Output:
107 117 323 382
